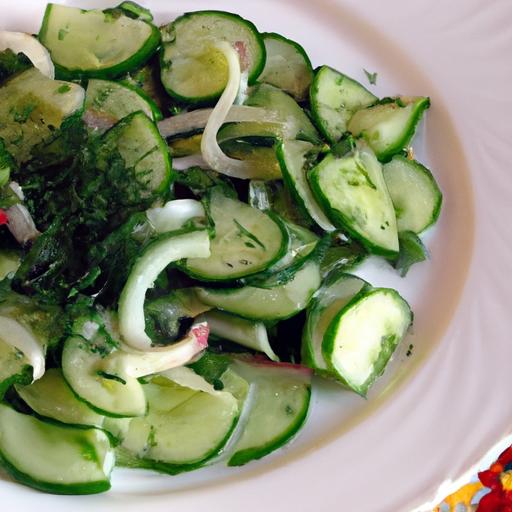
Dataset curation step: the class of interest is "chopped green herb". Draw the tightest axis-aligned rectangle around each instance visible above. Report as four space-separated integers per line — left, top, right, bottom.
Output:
57 28 69 41
363 69 378 85
56 84 71 94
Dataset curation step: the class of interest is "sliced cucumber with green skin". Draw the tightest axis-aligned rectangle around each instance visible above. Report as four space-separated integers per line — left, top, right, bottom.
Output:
197 310 278 361
0 404 114 495
322 288 412 396
196 257 322 321
16 368 104 428
160 10 265 104
0 338 32 398
218 83 320 144
0 250 20 281
84 78 162 133
310 66 377 144
62 335 147 418
383 155 442 233
98 111 172 197
227 359 311 466
118 371 238 474
0 67 84 164
276 139 335 231
302 272 368 371
259 32 313 102
348 96 430 162
310 143 399 256
39 3 160 79
184 188 288 281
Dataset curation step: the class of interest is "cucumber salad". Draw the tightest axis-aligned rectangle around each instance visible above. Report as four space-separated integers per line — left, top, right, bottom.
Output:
0 2 442 495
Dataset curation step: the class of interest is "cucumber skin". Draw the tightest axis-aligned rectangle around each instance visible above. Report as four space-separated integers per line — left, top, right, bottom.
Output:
181 211 290 283
117 413 239 475
354 97 430 162
0 366 32 400
227 385 311 467
160 10 266 105
118 80 163 122
321 288 412 397
309 167 399 258
39 4 161 80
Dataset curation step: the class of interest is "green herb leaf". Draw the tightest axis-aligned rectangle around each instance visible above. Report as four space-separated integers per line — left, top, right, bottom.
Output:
363 68 378 85
393 231 428 277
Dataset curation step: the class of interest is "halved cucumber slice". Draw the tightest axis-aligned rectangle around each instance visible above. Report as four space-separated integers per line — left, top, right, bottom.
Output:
196 257 322 321
302 272 368 371
39 3 160 79
0 338 32 398
228 360 311 466
197 310 278 361
98 111 172 197
160 10 265 103
323 288 412 396
259 32 313 102
276 139 335 231
310 143 399 256
348 96 430 161
61 335 147 418
218 83 320 144
84 78 162 133
0 67 84 163
16 368 104 428
184 188 288 281
118 370 239 473
383 155 442 233
310 66 377 144
0 404 114 494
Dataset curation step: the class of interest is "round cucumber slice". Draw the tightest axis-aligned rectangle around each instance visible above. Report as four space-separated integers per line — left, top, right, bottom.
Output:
119 372 239 473
322 288 412 396
160 10 265 104
383 155 442 233
184 188 288 281
0 404 114 495
39 3 160 79
16 368 104 428
61 335 147 418
302 272 368 371
228 360 311 466
259 32 313 101
84 78 162 133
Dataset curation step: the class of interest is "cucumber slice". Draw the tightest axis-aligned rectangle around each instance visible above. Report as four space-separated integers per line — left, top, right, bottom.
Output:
16 368 104 428
310 66 377 144
0 67 84 163
0 338 31 398
84 78 161 133
259 32 313 102
184 188 288 281
98 111 172 197
197 310 278 361
196 257 322 321
61 335 147 418
348 96 430 161
302 273 368 371
276 139 335 231
39 3 160 79
0 404 114 494
228 360 311 466
0 250 20 281
118 371 239 473
218 83 320 144
310 143 399 256
383 155 442 233
160 10 265 103
323 288 412 396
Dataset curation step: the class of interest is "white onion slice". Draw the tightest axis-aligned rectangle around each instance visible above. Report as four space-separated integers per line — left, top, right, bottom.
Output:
157 105 281 139
6 204 40 244
0 316 45 381
200 41 261 179
0 31 54 78
146 199 205 234
100 323 209 378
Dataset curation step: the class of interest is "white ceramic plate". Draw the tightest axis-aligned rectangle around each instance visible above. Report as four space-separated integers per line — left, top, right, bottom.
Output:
1 0 510 510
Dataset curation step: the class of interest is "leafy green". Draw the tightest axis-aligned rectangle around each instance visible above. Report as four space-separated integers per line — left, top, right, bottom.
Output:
321 232 367 277
0 49 32 85
393 231 428 277
174 166 236 198
363 69 378 85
